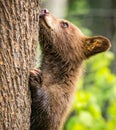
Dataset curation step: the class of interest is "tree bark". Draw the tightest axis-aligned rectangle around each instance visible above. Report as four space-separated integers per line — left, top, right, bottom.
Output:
0 0 40 130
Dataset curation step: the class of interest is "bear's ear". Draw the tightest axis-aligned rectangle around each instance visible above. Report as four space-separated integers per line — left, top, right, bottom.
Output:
83 36 111 58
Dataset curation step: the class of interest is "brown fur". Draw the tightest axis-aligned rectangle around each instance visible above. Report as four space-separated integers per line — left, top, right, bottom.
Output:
29 9 111 130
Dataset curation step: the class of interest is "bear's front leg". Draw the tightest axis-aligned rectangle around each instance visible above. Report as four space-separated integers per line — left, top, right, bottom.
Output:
29 69 50 130
29 68 42 98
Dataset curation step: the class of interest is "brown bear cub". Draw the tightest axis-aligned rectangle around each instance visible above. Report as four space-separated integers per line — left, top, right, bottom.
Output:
29 9 111 130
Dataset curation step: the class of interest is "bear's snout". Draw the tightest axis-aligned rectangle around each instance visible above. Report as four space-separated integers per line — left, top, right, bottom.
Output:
39 8 49 18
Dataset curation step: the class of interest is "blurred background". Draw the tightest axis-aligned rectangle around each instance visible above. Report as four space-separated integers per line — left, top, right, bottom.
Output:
42 0 116 130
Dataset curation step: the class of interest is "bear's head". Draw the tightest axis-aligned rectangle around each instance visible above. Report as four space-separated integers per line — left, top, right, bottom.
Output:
39 9 111 64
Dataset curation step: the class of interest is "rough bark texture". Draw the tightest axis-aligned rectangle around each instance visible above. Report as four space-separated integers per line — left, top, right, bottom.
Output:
0 0 40 130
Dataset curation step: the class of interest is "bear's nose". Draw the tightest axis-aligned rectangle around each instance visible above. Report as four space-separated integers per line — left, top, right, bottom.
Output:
42 8 49 14
40 8 49 18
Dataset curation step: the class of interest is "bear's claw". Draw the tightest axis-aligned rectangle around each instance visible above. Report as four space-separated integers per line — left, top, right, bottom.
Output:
29 69 42 88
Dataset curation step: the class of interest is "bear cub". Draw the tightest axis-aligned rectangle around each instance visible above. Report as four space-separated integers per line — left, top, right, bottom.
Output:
29 9 111 130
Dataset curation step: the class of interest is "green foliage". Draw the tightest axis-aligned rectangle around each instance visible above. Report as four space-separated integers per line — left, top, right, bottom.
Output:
67 0 92 36
65 52 116 130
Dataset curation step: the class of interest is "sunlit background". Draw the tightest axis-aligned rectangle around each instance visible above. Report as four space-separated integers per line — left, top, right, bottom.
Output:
41 0 116 130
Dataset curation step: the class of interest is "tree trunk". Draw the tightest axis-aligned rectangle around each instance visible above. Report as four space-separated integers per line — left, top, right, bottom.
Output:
0 0 40 130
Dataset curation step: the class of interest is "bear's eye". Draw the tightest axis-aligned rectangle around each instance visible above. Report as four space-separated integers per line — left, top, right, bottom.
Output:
61 22 69 28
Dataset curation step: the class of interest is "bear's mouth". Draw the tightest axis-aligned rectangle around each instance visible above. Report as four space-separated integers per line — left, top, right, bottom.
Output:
39 9 51 29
